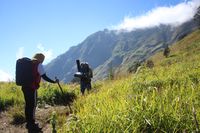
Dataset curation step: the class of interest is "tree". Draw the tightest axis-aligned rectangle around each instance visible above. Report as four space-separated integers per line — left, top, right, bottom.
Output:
108 62 114 80
163 46 170 58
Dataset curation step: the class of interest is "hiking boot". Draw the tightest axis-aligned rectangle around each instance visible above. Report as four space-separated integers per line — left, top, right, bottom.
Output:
26 123 42 132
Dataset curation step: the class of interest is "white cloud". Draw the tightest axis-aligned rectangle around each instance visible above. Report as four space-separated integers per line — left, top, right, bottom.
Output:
113 0 200 31
37 43 53 63
0 70 13 82
16 47 24 59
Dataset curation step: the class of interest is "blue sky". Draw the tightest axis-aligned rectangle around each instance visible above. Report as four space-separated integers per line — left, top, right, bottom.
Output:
0 0 199 81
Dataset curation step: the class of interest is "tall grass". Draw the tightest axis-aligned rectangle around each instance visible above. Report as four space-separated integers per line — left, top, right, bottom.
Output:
0 82 77 112
0 83 23 111
58 29 200 132
0 30 200 132
61 67 200 132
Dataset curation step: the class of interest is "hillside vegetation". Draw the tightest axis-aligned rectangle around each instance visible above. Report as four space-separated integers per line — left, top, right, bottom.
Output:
57 29 200 132
45 19 198 82
0 82 77 132
0 29 200 132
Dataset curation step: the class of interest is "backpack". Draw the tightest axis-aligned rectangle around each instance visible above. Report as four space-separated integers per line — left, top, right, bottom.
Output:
80 62 93 79
15 57 34 86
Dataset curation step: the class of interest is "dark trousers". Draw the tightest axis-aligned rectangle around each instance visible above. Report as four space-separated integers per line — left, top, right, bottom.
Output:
22 86 37 125
80 81 91 95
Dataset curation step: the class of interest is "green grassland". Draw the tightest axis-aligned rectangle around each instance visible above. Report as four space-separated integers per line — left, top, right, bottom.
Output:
59 29 200 132
0 83 77 112
0 29 200 132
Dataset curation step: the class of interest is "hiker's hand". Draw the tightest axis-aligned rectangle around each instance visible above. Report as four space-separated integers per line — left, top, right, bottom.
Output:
55 77 59 83
55 78 59 83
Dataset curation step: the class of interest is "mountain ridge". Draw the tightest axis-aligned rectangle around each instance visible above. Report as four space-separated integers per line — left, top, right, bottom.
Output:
45 19 199 83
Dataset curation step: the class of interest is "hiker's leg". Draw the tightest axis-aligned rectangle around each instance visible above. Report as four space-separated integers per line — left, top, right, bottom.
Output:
87 82 92 91
22 87 36 125
85 82 92 94
33 90 37 122
80 81 86 95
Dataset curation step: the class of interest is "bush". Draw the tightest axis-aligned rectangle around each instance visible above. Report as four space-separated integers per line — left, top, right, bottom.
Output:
146 60 154 69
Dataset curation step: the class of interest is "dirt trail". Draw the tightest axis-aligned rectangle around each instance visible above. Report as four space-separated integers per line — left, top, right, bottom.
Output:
0 106 67 133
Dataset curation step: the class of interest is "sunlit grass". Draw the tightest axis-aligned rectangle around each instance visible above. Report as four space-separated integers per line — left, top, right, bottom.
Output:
58 29 200 132
0 29 200 132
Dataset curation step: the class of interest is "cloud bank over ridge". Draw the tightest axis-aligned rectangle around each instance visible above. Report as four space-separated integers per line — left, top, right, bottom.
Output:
113 0 200 31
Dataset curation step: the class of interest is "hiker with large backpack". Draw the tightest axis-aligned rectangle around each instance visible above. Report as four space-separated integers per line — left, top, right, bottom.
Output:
74 60 93 95
16 53 59 132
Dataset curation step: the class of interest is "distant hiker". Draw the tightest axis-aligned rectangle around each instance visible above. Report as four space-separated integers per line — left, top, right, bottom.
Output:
16 53 59 132
80 62 93 95
74 60 93 95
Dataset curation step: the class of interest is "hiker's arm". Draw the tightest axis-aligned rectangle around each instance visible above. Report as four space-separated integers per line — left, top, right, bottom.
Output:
41 74 56 83
38 63 57 83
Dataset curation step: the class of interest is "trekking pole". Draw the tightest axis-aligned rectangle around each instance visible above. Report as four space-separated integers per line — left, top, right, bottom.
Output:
55 77 64 94
55 77 72 113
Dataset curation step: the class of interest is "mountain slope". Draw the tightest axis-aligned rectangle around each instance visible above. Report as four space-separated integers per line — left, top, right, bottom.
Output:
150 29 200 66
59 29 200 132
45 29 118 82
45 19 199 83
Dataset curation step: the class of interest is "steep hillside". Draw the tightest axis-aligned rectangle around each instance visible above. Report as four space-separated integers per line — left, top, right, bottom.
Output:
45 19 199 83
94 20 198 79
150 29 200 66
0 29 199 132
59 29 200 132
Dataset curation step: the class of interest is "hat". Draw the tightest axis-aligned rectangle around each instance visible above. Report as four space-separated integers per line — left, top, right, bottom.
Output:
32 53 45 63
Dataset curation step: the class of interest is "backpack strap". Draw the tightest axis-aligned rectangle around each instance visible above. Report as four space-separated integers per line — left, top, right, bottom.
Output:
31 61 41 90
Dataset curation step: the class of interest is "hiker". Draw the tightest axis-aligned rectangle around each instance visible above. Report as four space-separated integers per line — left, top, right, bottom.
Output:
21 53 59 131
79 62 93 95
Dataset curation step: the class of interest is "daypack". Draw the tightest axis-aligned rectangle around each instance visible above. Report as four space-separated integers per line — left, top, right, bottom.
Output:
15 57 34 86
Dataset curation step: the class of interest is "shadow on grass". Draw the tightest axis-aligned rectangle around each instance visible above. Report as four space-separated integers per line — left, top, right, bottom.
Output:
0 98 15 112
11 113 26 125
38 90 77 107
57 91 77 106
